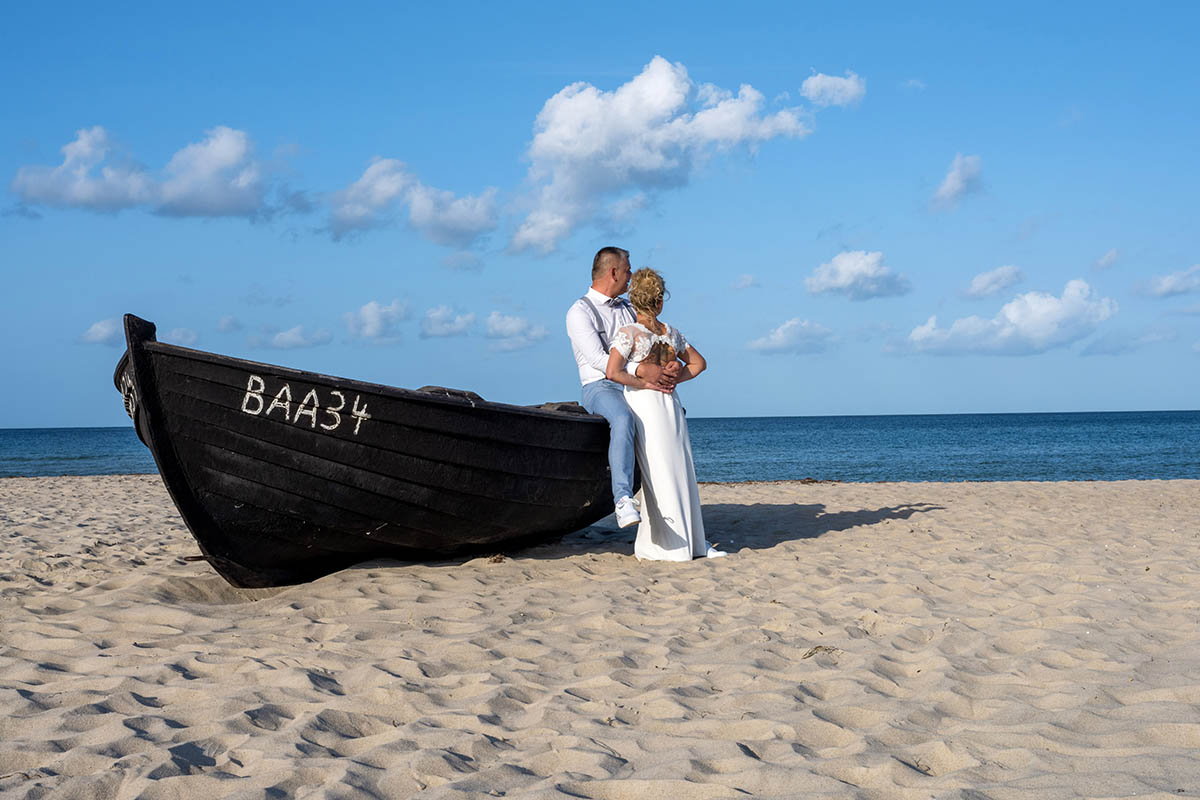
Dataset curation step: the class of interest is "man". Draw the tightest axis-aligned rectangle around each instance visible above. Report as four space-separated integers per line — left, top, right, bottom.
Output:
566 246 680 527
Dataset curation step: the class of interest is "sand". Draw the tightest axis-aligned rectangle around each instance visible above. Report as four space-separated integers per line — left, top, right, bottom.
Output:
2 475 1200 799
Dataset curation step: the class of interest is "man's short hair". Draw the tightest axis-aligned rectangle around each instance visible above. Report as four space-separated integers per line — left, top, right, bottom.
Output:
592 246 630 281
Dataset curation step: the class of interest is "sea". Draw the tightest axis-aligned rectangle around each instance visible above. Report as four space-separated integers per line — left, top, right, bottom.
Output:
2 410 1198 482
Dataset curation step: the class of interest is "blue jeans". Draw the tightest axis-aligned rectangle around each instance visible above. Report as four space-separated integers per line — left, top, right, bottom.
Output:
581 379 636 505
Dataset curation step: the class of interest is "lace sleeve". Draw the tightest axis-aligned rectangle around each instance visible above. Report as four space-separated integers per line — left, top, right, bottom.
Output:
673 327 690 354
611 326 635 358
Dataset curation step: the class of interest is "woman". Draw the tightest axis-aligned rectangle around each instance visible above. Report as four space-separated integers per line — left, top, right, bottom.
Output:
605 268 726 561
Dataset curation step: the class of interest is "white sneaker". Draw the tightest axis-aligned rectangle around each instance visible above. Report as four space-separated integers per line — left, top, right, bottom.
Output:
705 544 728 558
615 496 641 528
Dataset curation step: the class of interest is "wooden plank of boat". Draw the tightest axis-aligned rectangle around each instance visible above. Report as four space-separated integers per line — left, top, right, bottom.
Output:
114 314 616 587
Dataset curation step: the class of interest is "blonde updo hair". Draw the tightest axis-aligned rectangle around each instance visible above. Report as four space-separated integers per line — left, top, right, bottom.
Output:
629 268 668 315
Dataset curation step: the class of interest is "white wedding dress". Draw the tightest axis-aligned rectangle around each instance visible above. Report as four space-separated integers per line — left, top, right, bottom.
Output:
612 322 708 561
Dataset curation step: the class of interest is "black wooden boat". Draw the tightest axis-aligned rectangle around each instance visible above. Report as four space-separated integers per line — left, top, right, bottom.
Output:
113 314 615 587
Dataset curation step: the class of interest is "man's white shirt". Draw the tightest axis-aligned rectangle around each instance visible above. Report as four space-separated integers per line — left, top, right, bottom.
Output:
566 288 637 386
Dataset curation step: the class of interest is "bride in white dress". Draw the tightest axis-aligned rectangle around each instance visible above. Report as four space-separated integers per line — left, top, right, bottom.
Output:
604 268 726 561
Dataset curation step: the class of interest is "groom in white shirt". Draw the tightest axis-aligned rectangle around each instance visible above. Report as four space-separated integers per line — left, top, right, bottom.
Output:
566 246 679 528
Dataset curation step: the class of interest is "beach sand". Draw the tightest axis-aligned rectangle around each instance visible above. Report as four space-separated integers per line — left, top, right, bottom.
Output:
2 475 1199 799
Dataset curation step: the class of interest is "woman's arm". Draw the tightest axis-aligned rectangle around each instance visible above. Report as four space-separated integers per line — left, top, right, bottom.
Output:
673 344 707 383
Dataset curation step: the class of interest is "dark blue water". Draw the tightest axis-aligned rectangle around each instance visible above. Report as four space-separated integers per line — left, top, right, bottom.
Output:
0 427 158 478
688 411 1200 482
2 411 1198 481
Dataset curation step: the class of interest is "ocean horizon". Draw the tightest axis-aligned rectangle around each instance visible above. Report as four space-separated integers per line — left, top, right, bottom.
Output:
3 409 1198 483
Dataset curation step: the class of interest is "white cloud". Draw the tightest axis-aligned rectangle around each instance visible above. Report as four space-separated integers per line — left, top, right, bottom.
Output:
406 184 498 247
217 314 241 333
164 328 199 346
908 279 1117 355
328 157 497 246
484 311 532 339
157 126 265 218
12 126 272 219
902 78 926 91
328 158 411 236
344 299 410 343
800 71 866 107
964 265 1023 299
1094 248 1119 271
933 153 982 207
80 317 123 345
12 127 153 212
510 56 810 254
805 250 911 300
747 319 835 354
1146 264 1200 298
420 306 475 338
485 311 549 351
267 325 331 349
733 274 759 290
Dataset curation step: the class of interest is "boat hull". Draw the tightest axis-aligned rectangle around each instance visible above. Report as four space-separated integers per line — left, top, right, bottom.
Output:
114 315 614 586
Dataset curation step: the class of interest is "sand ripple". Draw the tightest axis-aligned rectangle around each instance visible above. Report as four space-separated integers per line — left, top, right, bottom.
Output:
2 476 1200 797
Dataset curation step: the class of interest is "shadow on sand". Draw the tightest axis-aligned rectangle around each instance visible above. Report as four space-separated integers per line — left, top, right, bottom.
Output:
706 501 945 551
165 500 947 600
511 500 946 560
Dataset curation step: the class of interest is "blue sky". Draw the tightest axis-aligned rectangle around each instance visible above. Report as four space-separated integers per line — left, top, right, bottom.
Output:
4 2 1198 428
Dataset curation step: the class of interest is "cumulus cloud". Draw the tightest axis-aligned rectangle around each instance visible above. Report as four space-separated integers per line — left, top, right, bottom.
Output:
217 314 242 333
420 306 475 338
933 153 982 207
407 184 498 247
800 71 866 107
164 328 199 346
328 157 498 247
80 317 123 345
12 127 153 212
908 279 1117 355
805 250 911 300
265 325 332 349
902 78 926 91
485 311 549 351
12 126 272 219
511 56 810 254
1094 248 1119 271
157 126 265 218
344 299 410 343
964 265 1023 299
1145 264 1200 298
328 158 410 235
733 274 759 290
747 319 835 354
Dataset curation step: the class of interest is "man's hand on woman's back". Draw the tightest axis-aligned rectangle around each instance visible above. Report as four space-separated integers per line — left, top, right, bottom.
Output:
635 360 679 393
